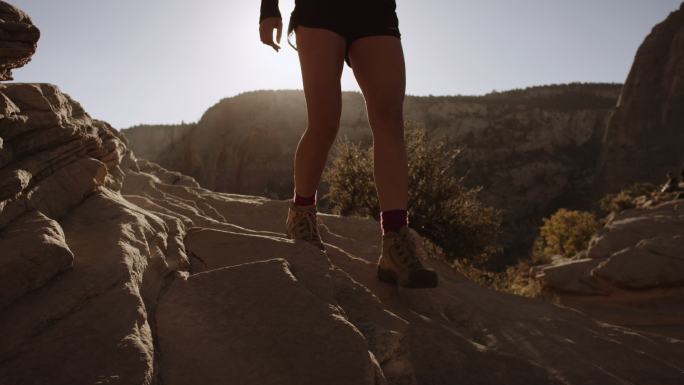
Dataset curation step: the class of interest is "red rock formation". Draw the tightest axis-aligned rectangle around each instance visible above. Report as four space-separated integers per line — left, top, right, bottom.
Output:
0 2 39 80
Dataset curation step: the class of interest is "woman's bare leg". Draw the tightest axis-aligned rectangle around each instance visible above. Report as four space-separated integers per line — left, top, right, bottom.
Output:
347 36 407 211
292 26 347 198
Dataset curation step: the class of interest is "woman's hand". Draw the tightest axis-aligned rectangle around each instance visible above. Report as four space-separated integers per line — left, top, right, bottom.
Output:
259 17 283 52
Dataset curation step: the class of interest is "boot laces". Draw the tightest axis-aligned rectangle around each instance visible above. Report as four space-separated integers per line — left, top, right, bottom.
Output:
392 230 422 270
303 211 320 240
293 207 320 241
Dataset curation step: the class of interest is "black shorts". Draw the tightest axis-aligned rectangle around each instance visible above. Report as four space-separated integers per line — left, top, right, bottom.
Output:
286 0 401 68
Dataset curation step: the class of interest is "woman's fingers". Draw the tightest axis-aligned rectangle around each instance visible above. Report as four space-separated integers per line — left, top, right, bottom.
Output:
259 17 283 52
276 22 282 45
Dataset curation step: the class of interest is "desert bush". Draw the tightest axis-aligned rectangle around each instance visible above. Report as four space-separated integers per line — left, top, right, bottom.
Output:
321 135 378 217
532 209 600 263
322 121 502 263
599 182 656 213
498 260 542 297
451 257 542 297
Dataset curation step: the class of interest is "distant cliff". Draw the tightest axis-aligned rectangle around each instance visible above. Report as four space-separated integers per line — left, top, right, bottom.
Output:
404 84 621 256
598 3 684 192
121 123 195 163
122 90 367 199
123 84 621 258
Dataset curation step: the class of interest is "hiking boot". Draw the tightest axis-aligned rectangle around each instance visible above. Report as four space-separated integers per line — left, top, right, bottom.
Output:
285 201 325 251
377 226 438 288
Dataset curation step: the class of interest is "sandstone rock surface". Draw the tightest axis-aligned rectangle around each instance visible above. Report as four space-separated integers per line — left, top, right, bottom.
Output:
157 258 380 385
0 209 73 310
1 79 683 384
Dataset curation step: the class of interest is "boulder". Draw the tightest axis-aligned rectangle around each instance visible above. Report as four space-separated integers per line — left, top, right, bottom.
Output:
0 2 40 80
587 200 684 259
536 198 684 339
536 257 607 295
592 235 684 289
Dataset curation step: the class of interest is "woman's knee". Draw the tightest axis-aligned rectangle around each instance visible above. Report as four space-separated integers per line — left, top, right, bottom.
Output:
306 101 342 139
367 97 404 131
304 121 340 145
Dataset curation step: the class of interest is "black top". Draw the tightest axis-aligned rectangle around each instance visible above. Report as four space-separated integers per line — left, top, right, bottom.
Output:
260 0 281 23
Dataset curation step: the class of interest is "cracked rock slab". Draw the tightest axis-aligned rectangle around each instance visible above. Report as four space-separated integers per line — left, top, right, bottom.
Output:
156 258 378 385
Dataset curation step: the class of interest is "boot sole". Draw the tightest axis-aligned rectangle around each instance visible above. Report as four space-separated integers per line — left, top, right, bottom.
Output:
377 267 438 289
287 237 326 251
377 267 398 285
285 233 326 251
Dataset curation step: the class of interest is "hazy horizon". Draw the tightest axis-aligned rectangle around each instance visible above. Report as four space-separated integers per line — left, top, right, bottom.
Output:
8 0 682 129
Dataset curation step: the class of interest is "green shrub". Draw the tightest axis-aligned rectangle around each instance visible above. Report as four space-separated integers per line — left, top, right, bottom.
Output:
322 121 502 263
321 135 378 217
532 209 600 263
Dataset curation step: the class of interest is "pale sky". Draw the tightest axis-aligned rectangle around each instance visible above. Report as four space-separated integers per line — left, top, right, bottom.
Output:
8 0 682 129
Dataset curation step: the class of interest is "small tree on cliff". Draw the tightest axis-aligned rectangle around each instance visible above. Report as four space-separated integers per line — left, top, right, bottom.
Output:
322 121 502 263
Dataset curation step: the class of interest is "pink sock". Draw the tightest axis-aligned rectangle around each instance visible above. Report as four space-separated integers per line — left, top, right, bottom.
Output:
381 209 408 234
293 188 316 206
